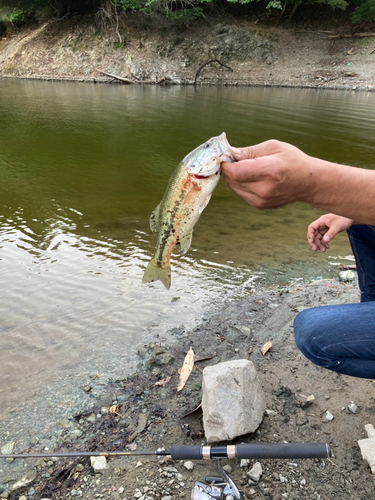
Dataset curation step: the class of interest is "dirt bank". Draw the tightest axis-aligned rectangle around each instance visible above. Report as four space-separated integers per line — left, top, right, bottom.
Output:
1 13 375 90
1 274 375 499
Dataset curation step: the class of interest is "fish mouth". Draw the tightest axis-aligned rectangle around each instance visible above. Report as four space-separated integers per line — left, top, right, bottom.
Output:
190 158 221 178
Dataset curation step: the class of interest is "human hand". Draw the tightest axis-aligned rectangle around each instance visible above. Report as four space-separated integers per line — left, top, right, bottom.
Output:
307 213 353 252
222 140 314 209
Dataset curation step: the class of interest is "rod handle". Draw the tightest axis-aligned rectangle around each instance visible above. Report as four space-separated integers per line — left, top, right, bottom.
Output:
235 443 331 459
169 443 331 461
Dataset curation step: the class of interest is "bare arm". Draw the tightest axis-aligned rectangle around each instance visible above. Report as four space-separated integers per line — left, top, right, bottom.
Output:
223 140 375 224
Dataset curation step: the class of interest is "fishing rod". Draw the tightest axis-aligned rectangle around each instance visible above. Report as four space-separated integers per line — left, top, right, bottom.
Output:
1 443 331 500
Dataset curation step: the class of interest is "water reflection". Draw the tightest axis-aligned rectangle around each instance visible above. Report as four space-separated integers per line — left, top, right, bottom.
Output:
1 80 375 413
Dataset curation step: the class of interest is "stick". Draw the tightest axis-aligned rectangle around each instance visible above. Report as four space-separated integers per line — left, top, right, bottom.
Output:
194 59 233 85
95 69 134 84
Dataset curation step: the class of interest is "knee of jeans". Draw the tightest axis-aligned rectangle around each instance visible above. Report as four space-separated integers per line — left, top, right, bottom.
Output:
294 309 322 359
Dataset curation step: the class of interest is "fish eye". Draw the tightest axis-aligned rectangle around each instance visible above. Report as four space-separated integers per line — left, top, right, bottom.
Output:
204 143 210 149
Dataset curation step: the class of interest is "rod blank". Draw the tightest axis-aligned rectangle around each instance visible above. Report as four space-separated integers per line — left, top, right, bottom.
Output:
0 443 331 461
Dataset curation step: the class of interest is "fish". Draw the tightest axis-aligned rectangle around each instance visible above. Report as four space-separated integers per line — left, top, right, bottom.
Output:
142 132 235 290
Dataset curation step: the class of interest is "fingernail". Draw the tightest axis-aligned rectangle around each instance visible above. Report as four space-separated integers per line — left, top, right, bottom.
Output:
323 235 331 242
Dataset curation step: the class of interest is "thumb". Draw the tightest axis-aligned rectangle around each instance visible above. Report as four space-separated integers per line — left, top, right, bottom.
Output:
229 140 280 161
323 224 340 243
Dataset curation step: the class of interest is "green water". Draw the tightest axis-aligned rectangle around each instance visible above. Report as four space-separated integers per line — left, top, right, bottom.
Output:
1 80 374 410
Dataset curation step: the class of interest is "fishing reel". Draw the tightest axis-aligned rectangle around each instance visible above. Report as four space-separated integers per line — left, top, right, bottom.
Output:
191 459 242 500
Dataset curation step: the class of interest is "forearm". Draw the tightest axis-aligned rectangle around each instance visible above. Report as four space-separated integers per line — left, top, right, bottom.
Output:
303 158 375 225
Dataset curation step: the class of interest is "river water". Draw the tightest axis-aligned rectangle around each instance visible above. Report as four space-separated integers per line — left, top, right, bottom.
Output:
1 80 375 416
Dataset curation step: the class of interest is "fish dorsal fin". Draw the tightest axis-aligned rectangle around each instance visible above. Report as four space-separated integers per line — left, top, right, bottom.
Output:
149 203 161 233
178 231 193 255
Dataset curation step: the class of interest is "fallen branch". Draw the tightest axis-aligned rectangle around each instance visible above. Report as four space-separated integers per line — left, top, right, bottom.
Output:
194 59 233 85
327 32 375 39
95 69 134 84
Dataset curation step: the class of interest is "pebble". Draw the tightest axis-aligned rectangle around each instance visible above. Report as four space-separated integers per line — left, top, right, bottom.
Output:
325 410 334 421
339 270 355 282
90 456 108 472
9 470 37 492
348 402 357 414
248 462 262 482
183 461 194 470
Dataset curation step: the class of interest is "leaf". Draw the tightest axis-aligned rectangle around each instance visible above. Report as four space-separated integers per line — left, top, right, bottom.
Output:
261 341 272 356
153 375 172 387
177 347 195 392
193 352 216 363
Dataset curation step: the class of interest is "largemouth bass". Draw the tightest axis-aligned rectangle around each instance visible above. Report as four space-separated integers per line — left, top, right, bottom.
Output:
142 132 235 289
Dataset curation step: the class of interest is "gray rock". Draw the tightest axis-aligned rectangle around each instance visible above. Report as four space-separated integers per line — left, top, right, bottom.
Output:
9 470 37 492
201 359 265 442
248 462 262 482
145 344 175 370
1 441 15 455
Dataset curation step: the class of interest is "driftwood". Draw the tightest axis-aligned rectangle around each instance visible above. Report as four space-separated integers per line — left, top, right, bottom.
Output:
327 32 375 39
95 70 172 85
95 69 134 84
194 59 233 85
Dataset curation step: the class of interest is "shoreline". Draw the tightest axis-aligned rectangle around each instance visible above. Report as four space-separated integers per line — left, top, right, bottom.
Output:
1 74 375 92
2 274 375 499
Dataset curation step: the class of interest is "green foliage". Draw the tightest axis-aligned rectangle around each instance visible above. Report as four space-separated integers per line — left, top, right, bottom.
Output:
351 0 375 22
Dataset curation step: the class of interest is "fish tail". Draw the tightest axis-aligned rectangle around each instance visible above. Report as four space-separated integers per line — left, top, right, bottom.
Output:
142 257 171 290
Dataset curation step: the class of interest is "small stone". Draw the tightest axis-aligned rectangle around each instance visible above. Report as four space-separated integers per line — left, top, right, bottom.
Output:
325 410 334 421
223 464 232 474
248 462 262 482
118 487 124 494
348 403 357 414
339 270 355 282
83 385 92 392
240 459 250 467
265 409 277 417
9 470 37 492
183 461 194 470
1 441 15 455
90 456 108 472
279 474 288 483
248 488 257 497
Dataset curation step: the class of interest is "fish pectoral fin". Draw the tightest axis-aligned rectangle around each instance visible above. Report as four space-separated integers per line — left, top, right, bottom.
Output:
199 193 212 214
149 204 161 233
142 257 171 290
183 183 201 205
178 231 193 255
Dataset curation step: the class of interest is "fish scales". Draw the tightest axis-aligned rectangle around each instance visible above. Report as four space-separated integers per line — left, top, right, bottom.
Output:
143 133 235 289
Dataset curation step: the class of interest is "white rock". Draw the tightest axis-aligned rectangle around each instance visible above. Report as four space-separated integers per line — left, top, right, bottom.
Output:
90 456 108 472
248 462 262 482
325 411 334 421
348 403 357 414
240 459 250 467
183 461 194 470
202 360 266 442
339 270 355 282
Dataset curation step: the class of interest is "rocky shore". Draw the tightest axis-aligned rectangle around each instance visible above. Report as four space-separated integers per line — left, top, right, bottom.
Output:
1 273 375 499
0 14 375 90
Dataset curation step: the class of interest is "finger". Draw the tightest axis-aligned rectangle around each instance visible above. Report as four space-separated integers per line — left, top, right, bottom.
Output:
235 140 282 161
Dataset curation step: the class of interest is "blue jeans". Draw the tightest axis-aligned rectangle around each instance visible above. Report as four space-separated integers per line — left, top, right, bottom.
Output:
294 225 375 379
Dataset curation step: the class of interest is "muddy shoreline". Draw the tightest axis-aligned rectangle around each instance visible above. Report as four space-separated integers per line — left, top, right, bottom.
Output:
2 273 375 499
